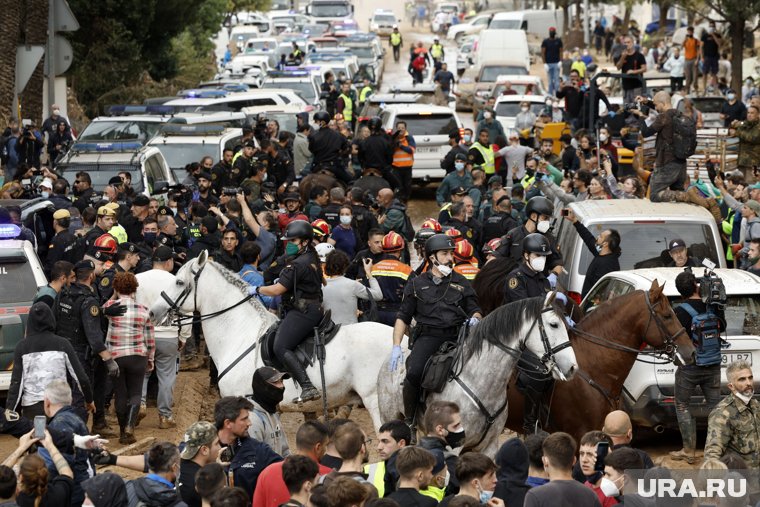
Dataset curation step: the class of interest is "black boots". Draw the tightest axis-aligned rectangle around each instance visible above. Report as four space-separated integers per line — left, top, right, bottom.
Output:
281 351 321 403
402 381 419 444
119 405 140 445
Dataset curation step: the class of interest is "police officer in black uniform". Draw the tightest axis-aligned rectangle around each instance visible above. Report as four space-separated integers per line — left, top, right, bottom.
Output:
308 111 353 185
504 233 561 436
482 195 519 243
357 117 401 192
45 209 78 278
55 260 121 425
231 141 257 187
99 242 140 301
389 234 482 427
496 196 563 275
254 220 324 402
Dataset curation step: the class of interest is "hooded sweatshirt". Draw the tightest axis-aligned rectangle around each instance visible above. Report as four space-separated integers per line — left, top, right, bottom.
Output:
126 475 187 507
82 472 128 507
494 438 531 507
7 303 93 410
247 370 290 457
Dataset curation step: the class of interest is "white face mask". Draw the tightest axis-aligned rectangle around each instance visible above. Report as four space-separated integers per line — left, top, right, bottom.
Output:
600 477 620 497
536 220 551 234
340 215 352 225
40 191 50 199
483 112 492 119
463 134 471 142
53 109 61 116
521 106 529 113
437 263 453 276
599 134 608 142
529 255 546 272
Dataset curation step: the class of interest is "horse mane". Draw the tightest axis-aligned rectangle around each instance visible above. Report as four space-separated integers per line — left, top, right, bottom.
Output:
465 296 548 361
203 259 275 324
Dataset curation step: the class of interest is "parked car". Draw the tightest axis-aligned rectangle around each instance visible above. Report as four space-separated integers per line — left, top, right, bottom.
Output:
457 59 530 111
581 268 760 430
447 12 493 43
494 94 550 130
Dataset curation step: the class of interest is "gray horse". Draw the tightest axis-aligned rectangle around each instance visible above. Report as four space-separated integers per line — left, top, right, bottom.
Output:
377 294 578 457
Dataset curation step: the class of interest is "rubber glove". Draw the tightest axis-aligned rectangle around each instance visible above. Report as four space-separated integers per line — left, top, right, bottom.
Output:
554 292 568 306
547 273 558 289
468 317 480 327
247 285 259 296
389 345 403 372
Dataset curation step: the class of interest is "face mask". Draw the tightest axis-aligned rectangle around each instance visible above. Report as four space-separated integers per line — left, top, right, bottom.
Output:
170 207 177 216
599 134 608 142
463 134 471 143
536 219 551 234
600 477 620 497
340 215 352 225
143 232 157 244
735 391 753 404
521 106 529 113
262 172 268 181
53 109 60 116
40 191 49 199
529 255 546 272
483 112 492 119
727 93 736 101
444 427 465 448
285 242 300 256
479 489 494 503
313 124 321 131
455 162 465 171
436 263 453 277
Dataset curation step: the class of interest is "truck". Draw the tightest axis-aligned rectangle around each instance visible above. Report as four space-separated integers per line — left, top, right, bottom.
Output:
304 0 354 26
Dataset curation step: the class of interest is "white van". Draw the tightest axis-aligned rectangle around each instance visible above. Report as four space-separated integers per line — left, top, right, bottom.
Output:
472 29 530 70
488 10 564 36
554 200 726 304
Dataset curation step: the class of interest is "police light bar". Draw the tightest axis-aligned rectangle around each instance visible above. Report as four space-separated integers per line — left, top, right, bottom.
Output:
0 224 21 239
177 89 229 99
72 142 144 153
160 124 227 136
267 70 311 78
221 84 250 93
107 105 174 116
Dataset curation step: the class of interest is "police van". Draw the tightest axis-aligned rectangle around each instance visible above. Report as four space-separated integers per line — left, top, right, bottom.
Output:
0 224 48 392
146 124 243 175
581 268 760 431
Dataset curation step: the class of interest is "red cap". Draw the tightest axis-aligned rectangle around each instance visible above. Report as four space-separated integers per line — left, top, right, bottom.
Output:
549 27 556 31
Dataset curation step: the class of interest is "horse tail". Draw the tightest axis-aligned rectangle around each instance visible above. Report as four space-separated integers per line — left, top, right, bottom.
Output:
472 257 516 316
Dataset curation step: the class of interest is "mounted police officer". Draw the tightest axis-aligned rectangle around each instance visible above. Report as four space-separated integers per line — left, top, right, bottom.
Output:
496 196 562 272
389 234 482 429
55 260 122 425
254 220 324 402
308 111 352 185
505 233 564 436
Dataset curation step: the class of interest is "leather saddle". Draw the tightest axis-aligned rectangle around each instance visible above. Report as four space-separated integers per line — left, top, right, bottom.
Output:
259 310 341 370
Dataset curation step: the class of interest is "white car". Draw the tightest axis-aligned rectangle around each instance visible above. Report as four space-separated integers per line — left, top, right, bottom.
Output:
494 94 550 131
369 10 399 37
163 90 306 113
447 12 492 43
581 268 760 431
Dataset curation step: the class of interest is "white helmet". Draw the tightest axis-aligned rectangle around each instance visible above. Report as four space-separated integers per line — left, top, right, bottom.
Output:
315 243 335 263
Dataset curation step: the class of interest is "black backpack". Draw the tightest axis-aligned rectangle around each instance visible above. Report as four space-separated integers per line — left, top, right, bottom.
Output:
671 111 697 160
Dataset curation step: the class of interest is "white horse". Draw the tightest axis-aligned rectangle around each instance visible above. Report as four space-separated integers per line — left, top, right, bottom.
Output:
377 294 578 457
149 251 401 431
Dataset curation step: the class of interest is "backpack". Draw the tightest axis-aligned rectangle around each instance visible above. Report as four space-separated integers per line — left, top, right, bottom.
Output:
681 302 724 366
402 213 415 242
671 111 697 160
412 56 426 71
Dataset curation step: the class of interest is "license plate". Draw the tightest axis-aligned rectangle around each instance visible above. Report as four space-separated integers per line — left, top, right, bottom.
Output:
722 352 753 367
416 147 438 154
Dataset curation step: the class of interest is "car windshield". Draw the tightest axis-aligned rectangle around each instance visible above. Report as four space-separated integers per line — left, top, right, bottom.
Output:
303 25 328 36
60 166 144 193
344 46 374 59
396 114 458 136
271 0 290 9
78 121 164 143
480 66 528 82
245 41 277 52
690 98 725 113
574 222 720 275
374 14 396 24
0 257 36 304
262 81 315 102
671 296 760 336
153 144 220 170
495 102 545 117
263 113 299 134
492 83 539 96
489 19 521 29
311 3 351 17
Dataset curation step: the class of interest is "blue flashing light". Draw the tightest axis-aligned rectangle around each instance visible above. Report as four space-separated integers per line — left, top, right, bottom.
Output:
145 105 176 115
0 224 21 239
73 142 144 152
178 89 229 98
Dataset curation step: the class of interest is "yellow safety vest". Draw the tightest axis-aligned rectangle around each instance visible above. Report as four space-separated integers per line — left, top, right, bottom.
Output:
359 86 373 103
109 224 128 244
339 93 353 121
364 461 386 497
390 32 402 46
430 43 443 59
471 142 495 174
420 485 446 502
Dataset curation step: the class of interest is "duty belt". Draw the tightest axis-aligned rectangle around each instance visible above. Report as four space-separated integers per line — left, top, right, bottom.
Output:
417 324 459 338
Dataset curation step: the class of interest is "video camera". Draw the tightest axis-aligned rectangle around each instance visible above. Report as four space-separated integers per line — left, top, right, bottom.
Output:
623 102 650 116
222 186 245 196
687 259 727 307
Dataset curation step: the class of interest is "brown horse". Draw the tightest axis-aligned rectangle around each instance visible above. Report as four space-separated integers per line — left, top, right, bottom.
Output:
299 171 344 203
501 280 696 443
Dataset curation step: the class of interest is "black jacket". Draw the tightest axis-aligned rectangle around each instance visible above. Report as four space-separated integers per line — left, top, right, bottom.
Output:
126 476 187 507
494 438 531 507
358 133 394 170
573 221 620 297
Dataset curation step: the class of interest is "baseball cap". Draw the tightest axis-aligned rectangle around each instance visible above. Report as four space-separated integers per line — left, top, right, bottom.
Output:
82 473 126 507
244 140 256 148
74 259 96 272
180 421 218 459
451 186 468 196
39 178 53 189
256 366 290 383
157 205 173 217
152 245 174 262
197 171 212 182
488 175 502 186
748 183 760 191
97 206 116 217
132 194 150 207
454 153 467 161
282 192 300 202
201 216 218 234
104 202 120 211
549 26 556 32
668 238 686 252
53 209 70 220
108 176 123 186
745 199 760 215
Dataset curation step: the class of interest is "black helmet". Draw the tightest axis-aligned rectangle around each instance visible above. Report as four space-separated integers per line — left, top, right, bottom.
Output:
368 116 383 131
522 233 551 255
282 220 313 241
414 227 436 246
425 234 455 257
525 196 554 219
314 111 330 123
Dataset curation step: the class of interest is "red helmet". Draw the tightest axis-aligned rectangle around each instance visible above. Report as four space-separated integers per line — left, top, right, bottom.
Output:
454 240 474 261
311 219 331 238
420 218 442 232
444 227 464 242
482 238 501 256
381 231 405 252
93 234 118 255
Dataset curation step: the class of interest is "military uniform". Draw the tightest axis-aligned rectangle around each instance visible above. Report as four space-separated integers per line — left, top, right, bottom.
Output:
704 393 760 467
371 256 415 326
397 270 481 414
483 211 519 244
83 226 110 252
98 263 128 302
211 160 232 194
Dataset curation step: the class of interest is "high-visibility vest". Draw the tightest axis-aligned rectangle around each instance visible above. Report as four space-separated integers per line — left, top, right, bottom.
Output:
364 461 386 497
430 43 443 59
420 485 446 502
390 32 402 46
392 135 415 168
454 261 479 280
359 86 373 103
471 142 495 174
339 93 353 121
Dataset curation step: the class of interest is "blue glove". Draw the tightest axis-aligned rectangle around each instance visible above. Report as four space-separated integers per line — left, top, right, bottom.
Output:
564 316 576 328
247 285 259 296
389 345 403 372
547 273 558 289
554 292 568 306
468 317 480 327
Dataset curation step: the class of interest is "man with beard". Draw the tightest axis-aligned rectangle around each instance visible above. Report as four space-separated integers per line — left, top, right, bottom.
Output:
211 148 234 195
320 421 377 497
248 367 291 457
196 171 219 208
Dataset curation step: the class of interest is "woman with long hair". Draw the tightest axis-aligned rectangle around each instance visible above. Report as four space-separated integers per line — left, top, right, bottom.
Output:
103 272 155 444
4 430 73 507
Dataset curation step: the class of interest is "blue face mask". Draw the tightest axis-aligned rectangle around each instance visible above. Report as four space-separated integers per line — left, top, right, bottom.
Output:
478 486 494 503
455 162 465 171
463 134 471 143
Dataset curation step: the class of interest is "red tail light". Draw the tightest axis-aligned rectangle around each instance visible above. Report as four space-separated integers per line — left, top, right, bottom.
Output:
568 292 582 305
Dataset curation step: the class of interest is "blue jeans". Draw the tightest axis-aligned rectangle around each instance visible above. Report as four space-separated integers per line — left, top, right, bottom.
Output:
675 365 721 450
547 63 560 96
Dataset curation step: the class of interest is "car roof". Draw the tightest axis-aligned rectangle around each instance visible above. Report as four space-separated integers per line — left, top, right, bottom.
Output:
0 240 27 250
600 268 760 296
381 104 458 114
91 115 168 122
479 59 529 66
495 75 543 84
495 94 549 103
570 200 715 222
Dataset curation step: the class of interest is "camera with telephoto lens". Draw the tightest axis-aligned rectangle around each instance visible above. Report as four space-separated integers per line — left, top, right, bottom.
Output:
222 187 243 196
687 259 727 307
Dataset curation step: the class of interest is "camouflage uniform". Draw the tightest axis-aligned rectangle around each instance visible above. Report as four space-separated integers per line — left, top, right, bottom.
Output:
704 393 760 467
